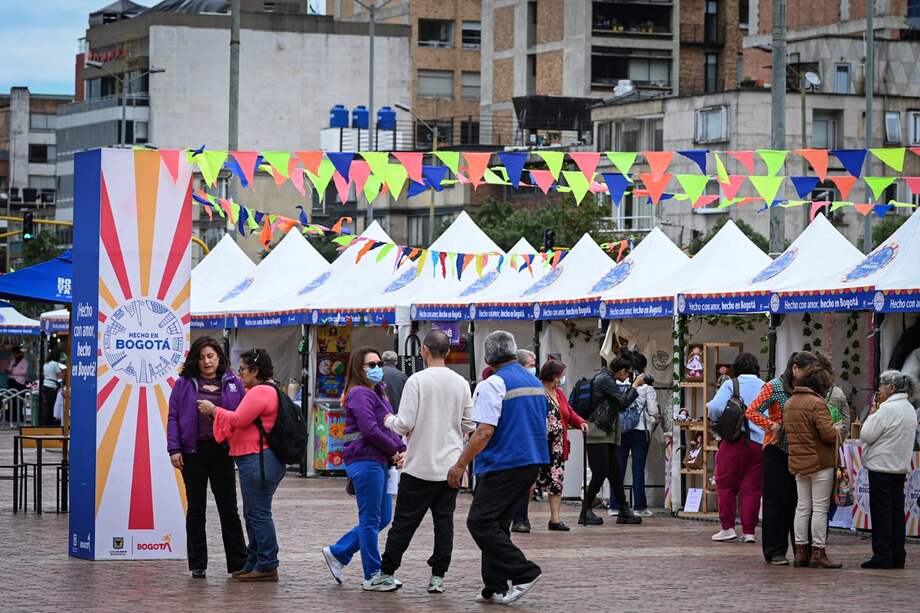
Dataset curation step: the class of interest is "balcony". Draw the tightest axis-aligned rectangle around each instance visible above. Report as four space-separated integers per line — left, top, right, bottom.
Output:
593 1 673 38
680 23 725 46
58 93 150 117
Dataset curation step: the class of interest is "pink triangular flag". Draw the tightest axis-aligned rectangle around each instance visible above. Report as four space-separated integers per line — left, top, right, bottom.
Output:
903 176 920 195
231 151 259 186
829 175 857 200
456 172 471 185
332 171 352 204
589 180 607 193
910 147 920 158
810 201 830 221
290 167 306 197
569 152 601 182
529 169 555 194
721 175 746 200
269 166 288 188
854 204 874 217
350 161 372 193
295 151 324 175
160 150 181 183
643 151 673 182
463 152 492 187
728 150 756 175
393 152 424 184
693 194 720 209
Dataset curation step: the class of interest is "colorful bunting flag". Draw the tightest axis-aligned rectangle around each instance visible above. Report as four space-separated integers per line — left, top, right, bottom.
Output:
790 176 820 199
327 152 355 182
529 169 555 194
795 149 828 181
306 159 336 200
295 151 323 175
261 151 291 178
602 173 630 206
569 152 602 182
728 150 756 175
606 151 637 178
537 151 565 179
675 174 710 206
433 151 460 175
831 149 868 178
393 152 424 184
160 149 182 183
869 148 906 172
721 175 746 201
463 152 492 187
561 170 591 205
639 172 672 204
749 175 785 206
677 149 708 174
385 163 409 200
756 149 788 176
864 176 896 200
829 175 857 200
643 151 673 182
714 153 730 184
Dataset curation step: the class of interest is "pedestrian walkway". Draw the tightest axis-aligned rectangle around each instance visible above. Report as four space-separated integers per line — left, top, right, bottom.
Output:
1 430 918 612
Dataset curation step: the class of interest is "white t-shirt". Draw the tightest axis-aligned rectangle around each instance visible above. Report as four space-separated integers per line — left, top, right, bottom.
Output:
43 361 64 389
472 375 506 426
384 367 475 482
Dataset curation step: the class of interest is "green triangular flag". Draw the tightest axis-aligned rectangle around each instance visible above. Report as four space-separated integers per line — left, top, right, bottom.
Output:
229 202 241 224
869 148 906 172
749 175 785 206
483 168 509 185
830 201 854 211
433 151 460 175
718 197 739 209
261 151 291 178
537 151 564 179
605 151 637 178
306 159 335 200
714 153 729 184
246 209 259 231
385 163 408 200
361 152 390 179
333 235 358 246
268 214 277 225
756 149 788 177
672 194 690 201
864 176 896 200
375 242 395 263
676 174 710 205
561 170 590 204
197 150 228 187
364 174 383 203
782 200 808 208
492 166 509 182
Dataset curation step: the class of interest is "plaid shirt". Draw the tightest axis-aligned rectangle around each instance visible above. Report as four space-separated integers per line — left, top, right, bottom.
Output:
746 377 790 453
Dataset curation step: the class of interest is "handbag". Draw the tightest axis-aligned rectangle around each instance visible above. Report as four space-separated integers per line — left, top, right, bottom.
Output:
831 436 853 507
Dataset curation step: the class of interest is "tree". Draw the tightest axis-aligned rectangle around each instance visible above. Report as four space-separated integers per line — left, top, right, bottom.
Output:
871 214 908 246
688 216 770 256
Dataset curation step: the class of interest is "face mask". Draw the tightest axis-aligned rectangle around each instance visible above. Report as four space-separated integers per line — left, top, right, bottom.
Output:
559 376 567 387
526 366 537 376
366 366 384 385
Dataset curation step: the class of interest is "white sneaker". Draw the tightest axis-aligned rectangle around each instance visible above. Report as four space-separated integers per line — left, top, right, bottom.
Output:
427 575 445 594
503 574 541 604
635 509 654 517
711 528 738 542
362 571 400 592
322 546 344 584
743 534 756 543
607 508 619 516
475 591 506 605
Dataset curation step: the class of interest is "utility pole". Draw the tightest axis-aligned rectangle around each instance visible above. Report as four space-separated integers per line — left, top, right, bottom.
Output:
769 0 787 255
864 1 875 252
228 0 241 236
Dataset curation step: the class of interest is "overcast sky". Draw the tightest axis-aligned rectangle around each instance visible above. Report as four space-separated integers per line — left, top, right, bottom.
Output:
0 1 325 96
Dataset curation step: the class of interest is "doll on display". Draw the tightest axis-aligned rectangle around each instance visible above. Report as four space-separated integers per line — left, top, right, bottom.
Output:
686 344 703 380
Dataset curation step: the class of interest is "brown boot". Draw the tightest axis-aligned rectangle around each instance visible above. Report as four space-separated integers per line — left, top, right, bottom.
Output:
793 544 811 568
810 547 842 569
234 568 279 582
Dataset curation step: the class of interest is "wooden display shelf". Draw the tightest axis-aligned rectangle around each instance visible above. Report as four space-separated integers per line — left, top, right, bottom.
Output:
681 468 704 475
679 381 705 388
679 422 705 431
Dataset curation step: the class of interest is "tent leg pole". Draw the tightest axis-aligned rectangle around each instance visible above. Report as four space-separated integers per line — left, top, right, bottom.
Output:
467 320 476 385
533 320 543 370
872 312 885 390
300 324 310 478
767 313 783 380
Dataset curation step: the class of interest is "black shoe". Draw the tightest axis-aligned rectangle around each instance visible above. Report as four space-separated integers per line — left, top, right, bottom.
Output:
511 521 531 533
616 509 642 525
861 558 894 570
578 509 603 526
548 521 570 532
191 569 207 579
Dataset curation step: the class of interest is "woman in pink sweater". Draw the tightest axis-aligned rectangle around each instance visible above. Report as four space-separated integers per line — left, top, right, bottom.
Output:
198 348 282 582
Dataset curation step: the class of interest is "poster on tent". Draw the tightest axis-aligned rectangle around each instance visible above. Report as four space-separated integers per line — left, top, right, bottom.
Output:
842 442 920 537
70 148 192 560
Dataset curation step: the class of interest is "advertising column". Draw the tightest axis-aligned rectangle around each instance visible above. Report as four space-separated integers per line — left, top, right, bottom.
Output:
70 148 193 560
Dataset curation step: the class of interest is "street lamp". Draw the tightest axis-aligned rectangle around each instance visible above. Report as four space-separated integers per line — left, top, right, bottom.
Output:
85 59 165 146
395 103 440 243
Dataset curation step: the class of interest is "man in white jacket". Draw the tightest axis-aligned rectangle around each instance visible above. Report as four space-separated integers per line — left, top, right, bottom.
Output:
367 329 475 593
859 370 918 570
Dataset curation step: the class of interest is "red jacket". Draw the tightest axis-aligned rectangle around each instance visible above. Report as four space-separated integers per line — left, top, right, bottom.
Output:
556 387 587 461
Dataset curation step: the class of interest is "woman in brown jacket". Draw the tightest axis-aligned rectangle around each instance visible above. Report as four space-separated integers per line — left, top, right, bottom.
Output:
784 360 843 569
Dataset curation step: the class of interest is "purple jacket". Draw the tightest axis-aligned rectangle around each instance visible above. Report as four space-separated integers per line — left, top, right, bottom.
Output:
167 372 246 455
343 385 406 466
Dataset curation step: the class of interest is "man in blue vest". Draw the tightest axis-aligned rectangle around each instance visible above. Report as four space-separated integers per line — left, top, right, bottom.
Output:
448 330 548 605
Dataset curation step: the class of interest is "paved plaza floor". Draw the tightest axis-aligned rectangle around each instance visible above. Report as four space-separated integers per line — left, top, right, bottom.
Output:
3 430 919 612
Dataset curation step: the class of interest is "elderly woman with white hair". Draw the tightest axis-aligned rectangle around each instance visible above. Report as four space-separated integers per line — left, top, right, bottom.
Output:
859 370 919 570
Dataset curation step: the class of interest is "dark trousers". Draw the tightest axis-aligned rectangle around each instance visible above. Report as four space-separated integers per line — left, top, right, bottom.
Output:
761 445 797 561
181 439 248 573
40 385 58 425
868 470 907 566
584 442 628 510
467 465 542 597
512 491 530 524
613 429 651 510
381 473 459 577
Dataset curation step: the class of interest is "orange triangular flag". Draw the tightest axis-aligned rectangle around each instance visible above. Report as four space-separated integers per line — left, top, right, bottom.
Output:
160 150 181 183
643 151 673 182
639 173 672 204
393 152 424 184
295 151 324 175
355 239 375 263
331 216 352 234
829 175 857 200
463 152 492 187
270 166 288 188
259 220 273 249
795 149 829 181
854 204 874 217
728 150 755 174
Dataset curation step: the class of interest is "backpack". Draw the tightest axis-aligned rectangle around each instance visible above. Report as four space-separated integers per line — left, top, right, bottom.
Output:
255 383 309 479
712 378 748 443
569 375 596 420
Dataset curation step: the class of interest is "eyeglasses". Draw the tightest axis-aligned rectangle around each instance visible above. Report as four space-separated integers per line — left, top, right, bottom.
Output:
363 361 383 369
238 365 252 374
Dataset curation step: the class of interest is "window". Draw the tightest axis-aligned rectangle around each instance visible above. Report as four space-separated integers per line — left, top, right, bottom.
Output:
604 191 657 231
910 112 920 145
885 111 902 144
704 53 719 93
739 0 750 27
812 111 839 149
134 121 149 144
597 122 613 151
461 72 481 100
418 19 454 48
28 175 56 190
28 144 54 163
911 0 920 17
417 69 454 98
460 120 480 145
704 0 719 44
592 47 672 88
613 117 661 150
461 21 481 49
616 121 640 150
834 64 850 94
29 114 56 131
695 106 727 143
416 119 453 148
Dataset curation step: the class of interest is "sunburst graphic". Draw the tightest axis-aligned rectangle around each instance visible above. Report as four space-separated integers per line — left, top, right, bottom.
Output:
94 149 192 537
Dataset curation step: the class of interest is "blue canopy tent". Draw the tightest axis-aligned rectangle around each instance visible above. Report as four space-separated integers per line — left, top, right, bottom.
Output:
0 250 72 304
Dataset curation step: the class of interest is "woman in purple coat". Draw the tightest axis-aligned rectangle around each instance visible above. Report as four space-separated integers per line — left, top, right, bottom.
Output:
167 336 247 578
323 346 406 590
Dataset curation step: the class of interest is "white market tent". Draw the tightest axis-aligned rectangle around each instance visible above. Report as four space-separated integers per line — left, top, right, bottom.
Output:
40 308 69 334
190 234 255 329
0 302 41 335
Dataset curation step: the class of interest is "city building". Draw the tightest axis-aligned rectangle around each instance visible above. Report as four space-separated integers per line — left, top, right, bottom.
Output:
0 87 73 271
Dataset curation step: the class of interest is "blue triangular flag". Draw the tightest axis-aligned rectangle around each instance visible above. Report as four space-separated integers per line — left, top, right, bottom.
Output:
295 205 309 225
602 173 630 207
224 156 249 188
192 192 210 205
498 152 528 188
407 179 428 198
497 255 505 272
648 193 675 205
422 165 449 192
456 253 466 280
831 149 868 178
677 149 708 174
254 210 264 225
237 206 249 236
327 152 355 182
873 204 893 218
790 176 820 199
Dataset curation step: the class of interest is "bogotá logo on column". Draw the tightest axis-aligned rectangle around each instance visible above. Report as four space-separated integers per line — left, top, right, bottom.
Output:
102 298 185 385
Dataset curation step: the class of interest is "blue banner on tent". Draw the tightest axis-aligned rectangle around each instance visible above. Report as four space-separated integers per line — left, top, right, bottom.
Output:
770 290 875 313
411 305 468 321
470 303 533 321
601 298 673 319
309 309 395 327
190 316 229 330
0 325 40 335
678 293 772 315
872 290 920 313
40 319 69 333
535 300 601 320
233 312 306 329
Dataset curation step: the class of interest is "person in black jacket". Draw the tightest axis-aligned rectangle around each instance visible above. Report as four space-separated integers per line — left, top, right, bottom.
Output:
579 355 645 526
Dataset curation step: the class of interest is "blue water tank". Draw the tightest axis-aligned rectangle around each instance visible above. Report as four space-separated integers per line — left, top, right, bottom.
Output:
377 106 396 131
351 106 369 129
329 104 349 128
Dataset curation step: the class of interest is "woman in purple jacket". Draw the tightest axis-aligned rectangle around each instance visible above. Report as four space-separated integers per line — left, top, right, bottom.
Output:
167 336 247 578
323 346 406 590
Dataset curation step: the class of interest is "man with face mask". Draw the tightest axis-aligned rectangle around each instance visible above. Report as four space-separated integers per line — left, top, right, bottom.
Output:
367 330 475 594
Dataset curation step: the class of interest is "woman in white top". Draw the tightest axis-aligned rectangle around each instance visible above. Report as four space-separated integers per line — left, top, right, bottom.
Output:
859 370 918 570
41 348 64 425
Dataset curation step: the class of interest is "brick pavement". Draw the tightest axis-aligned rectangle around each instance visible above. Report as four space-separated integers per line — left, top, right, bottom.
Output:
2 430 919 613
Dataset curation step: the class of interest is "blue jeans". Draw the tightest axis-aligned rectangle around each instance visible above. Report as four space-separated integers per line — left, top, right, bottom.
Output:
235 449 285 572
329 460 392 580
612 429 650 510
